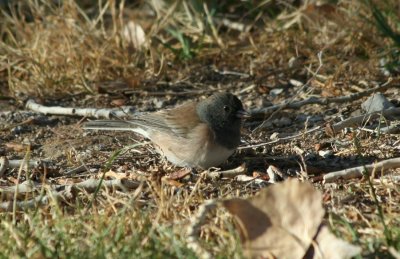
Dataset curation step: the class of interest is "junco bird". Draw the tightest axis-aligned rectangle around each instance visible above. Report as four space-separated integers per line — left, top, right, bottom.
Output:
83 93 248 169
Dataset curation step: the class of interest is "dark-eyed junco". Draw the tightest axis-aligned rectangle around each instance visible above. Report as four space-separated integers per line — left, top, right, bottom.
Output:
83 93 248 169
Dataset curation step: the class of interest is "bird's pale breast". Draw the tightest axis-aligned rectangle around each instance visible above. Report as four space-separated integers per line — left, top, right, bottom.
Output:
149 123 234 168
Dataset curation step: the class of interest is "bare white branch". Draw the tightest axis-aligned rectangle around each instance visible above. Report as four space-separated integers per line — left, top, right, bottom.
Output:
26 99 136 119
331 108 400 133
0 178 140 211
204 164 247 179
323 157 400 183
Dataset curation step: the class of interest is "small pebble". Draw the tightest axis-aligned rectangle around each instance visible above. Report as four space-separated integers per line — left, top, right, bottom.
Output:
319 150 334 158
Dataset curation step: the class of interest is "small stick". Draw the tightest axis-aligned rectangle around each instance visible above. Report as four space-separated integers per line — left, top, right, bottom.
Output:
204 164 247 179
323 157 400 183
239 125 322 150
241 107 400 150
331 108 400 133
250 78 394 117
0 157 9 177
62 165 87 176
8 159 46 169
67 178 140 192
252 51 324 131
0 178 140 211
0 187 74 211
359 123 400 134
0 117 35 131
26 99 136 119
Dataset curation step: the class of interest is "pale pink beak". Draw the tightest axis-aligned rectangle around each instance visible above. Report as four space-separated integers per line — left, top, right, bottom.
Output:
236 109 250 119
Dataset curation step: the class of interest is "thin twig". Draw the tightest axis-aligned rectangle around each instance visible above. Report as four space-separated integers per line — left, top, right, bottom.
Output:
62 165 88 176
239 125 322 150
0 156 9 177
252 51 324 132
0 178 140 211
0 187 74 212
323 157 400 183
359 123 400 134
250 77 394 118
331 107 400 134
204 164 247 179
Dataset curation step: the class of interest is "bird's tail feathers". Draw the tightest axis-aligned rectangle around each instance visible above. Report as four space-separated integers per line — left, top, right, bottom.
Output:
83 120 151 138
83 120 136 131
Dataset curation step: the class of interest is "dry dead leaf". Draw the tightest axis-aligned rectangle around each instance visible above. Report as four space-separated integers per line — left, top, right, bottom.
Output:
110 98 127 107
312 225 361 259
222 179 360 258
162 177 185 188
103 170 127 180
5 142 30 152
304 3 337 17
169 168 192 180
325 123 335 137
252 171 269 181
123 21 146 49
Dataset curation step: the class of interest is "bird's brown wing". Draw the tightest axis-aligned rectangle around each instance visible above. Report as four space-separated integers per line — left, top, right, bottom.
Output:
126 101 202 138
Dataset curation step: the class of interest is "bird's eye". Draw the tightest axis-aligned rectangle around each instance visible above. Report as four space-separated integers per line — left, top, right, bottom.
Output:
223 105 230 112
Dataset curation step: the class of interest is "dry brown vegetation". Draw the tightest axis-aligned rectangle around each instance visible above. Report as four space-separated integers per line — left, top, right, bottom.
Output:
0 0 400 258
